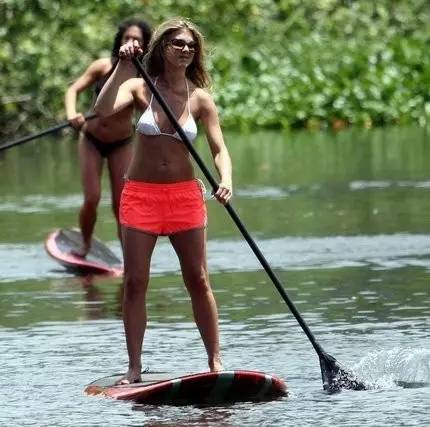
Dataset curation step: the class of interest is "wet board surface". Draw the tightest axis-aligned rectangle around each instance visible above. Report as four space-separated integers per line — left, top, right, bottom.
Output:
85 370 287 405
45 229 123 276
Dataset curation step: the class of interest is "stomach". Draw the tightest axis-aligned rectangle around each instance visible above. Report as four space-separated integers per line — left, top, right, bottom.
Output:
83 104 134 142
126 136 195 183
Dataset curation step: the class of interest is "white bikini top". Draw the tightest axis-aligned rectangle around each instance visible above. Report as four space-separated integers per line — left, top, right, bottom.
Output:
136 78 198 142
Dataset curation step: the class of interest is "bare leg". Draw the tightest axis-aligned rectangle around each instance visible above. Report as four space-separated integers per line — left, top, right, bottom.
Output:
118 226 157 384
75 134 103 257
169 228 223 371
107 142 133 252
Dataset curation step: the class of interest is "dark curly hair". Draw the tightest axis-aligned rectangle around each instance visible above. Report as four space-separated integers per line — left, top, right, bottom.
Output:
111 18 152 59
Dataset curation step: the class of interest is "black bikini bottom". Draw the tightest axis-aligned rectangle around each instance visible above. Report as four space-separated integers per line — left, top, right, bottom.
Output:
83 131 133 158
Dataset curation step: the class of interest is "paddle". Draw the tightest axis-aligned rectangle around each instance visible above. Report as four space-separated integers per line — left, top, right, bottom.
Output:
132 57 366 393
0 113 97 152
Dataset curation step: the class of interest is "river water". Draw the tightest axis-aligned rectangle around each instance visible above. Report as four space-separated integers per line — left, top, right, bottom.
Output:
0 126 429 426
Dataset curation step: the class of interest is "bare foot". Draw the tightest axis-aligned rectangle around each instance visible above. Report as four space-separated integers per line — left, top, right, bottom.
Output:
114 368 142 385
71 244 90 258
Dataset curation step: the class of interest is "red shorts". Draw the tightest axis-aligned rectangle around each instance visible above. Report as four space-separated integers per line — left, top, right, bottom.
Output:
120 179 207 235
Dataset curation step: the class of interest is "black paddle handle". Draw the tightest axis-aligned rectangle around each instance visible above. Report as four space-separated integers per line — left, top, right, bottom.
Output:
0 113 97 152
132 57 325 357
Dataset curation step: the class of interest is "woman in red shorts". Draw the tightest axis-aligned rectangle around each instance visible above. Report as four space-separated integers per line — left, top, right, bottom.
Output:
95 18 232 384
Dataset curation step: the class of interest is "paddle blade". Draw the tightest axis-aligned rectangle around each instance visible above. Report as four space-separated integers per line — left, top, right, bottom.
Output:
319 352 367 393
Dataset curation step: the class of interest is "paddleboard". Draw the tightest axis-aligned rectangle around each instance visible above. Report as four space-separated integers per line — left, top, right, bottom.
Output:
45 228 123 277
85 370 287 405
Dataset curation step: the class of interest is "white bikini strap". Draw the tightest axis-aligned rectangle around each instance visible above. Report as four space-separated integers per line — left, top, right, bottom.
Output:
185 79 191 114
149 77 158 107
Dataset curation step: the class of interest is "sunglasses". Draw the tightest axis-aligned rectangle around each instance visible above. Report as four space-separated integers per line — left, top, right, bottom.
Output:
167 38 198 53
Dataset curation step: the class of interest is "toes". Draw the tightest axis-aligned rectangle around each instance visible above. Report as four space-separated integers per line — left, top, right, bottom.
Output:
114 376 141 386
71 249 87 258
114 377 130 386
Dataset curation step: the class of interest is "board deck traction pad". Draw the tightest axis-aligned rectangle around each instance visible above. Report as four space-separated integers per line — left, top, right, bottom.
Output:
85 370 287 405
45 228 123 276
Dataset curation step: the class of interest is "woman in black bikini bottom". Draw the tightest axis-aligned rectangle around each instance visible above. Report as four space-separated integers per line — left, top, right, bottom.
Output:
83 131 133 158
64 18 152 257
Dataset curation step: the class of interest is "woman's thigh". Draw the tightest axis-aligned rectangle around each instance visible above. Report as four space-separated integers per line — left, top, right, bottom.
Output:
122 226 158 281
169 228 207 282
107 143 133 207
78 134 104 198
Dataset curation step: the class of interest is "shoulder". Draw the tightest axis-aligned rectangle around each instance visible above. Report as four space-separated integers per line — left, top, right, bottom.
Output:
194 87 216 111
88 57 112 75
92 57 112 69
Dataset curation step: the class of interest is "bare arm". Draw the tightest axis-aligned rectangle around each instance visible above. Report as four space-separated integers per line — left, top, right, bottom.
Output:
64 58 109 128
94 60 138 116
199 90 233 204
95 41 144 117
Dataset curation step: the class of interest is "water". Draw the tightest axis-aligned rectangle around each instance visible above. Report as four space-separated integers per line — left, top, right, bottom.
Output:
1 126 430 426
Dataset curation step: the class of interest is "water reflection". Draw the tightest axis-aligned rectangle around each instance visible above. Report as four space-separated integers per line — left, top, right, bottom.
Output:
64 275 124 321
132 405 234 427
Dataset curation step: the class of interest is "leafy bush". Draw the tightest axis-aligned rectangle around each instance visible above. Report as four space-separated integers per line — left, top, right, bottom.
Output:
1 0 429 138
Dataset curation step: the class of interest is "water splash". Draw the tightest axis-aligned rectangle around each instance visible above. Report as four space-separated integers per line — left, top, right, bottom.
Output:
352 348 430 389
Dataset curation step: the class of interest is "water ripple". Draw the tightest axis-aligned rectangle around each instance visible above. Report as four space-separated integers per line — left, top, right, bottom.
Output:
1 233 430 282
0 193 111 213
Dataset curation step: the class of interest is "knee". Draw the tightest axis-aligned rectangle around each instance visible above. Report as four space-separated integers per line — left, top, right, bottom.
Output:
83 192 100 210
123 274 148 300
184 269 211 296
112 199 120 220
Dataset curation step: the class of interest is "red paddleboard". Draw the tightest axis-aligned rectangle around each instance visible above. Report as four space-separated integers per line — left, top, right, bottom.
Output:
85 370 287 405
45 228 123 277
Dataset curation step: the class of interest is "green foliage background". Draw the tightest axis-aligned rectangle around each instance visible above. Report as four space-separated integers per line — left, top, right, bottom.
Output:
1 0 429 138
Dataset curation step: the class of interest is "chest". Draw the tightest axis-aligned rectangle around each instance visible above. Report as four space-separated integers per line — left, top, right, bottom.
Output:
137 86 198 123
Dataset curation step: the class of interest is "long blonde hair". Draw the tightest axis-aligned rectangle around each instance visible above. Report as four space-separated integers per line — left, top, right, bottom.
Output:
144 18 210 88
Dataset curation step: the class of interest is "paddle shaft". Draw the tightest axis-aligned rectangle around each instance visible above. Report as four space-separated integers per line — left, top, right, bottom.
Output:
132 58 326 357
0 113 97 152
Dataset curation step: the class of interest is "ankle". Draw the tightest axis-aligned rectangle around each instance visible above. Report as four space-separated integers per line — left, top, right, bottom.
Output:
128 363 142 372
209 356 223 371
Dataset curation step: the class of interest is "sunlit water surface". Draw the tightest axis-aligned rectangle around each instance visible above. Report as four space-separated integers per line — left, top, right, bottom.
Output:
1 126 430 426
